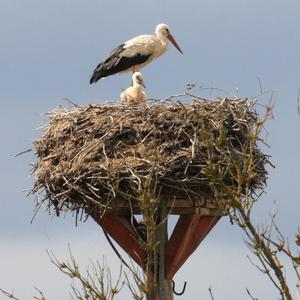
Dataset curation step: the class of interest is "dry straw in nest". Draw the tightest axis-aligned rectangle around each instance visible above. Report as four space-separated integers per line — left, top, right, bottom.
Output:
32 97 271 217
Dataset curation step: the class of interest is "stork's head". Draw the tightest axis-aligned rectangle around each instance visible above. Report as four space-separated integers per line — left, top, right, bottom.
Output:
132 72 146 88
155 24 183 54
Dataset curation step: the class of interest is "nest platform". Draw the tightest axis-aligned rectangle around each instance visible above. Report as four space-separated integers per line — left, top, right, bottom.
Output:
32 98 270 218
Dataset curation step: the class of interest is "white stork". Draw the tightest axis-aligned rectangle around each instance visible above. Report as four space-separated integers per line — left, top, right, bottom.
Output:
121 72 146 106
90 23 183 84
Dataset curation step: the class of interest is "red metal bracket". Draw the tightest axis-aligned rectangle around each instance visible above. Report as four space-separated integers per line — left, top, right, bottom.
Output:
91 213 145 268
92 212 221 280
165 215 221 279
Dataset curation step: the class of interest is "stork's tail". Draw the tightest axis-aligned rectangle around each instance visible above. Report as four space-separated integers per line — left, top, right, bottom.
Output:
89 76 97 84
89 70 102 84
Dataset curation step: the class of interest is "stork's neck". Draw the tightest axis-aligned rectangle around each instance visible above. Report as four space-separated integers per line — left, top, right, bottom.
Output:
133 81 143 88
155 31 169 45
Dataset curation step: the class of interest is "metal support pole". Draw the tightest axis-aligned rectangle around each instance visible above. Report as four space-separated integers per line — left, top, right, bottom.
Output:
158 204 174 300
147 204 173 300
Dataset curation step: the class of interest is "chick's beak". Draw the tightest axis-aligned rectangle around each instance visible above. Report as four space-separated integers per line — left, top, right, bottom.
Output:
167 33 183 54
140 80 146 88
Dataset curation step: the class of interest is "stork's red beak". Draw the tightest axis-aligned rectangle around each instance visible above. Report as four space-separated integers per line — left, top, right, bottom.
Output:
168 33 183 54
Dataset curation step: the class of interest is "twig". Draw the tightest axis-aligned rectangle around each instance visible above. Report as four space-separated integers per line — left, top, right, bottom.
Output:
245 287 258 300
103 229 143 284
256 77 263 94
0 288 21 300
208 286 215 300
15 148 32 157
63 98 79 107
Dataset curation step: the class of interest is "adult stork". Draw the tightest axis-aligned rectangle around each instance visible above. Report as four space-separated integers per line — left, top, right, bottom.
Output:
121 72 147 106
90 23 183 84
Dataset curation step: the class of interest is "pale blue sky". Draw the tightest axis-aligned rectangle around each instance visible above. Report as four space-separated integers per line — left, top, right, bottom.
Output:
0 0 299 299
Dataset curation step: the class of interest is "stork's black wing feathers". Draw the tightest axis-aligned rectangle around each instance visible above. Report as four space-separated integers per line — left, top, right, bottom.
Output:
89 43 151 84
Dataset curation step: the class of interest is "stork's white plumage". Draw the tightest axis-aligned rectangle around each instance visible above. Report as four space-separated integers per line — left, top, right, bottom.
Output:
90 24 183 84
121 72 147 106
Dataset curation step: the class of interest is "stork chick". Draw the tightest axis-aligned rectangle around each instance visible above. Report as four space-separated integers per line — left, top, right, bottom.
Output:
121 72 146 106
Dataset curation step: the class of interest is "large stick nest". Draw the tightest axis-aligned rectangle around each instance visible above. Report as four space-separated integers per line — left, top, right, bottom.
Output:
32 97 271 216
